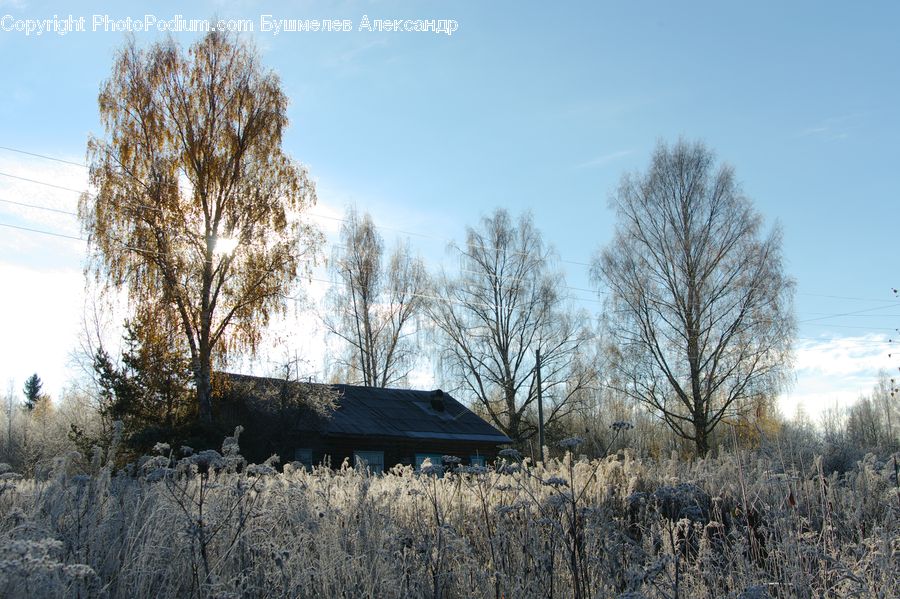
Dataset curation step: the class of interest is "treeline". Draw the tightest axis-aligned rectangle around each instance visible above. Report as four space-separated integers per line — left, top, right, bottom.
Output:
3 32 898 471
1 367 897 476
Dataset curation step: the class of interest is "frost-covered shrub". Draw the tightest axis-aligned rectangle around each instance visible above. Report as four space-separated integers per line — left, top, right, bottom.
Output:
0 537 100 597
0 436 896 598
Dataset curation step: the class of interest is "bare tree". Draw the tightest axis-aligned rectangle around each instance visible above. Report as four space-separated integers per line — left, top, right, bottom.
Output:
846 370 899 451
80 32 322 422
325 208 426 387
3 380 14 460
593 140 794 456
427 209 596 445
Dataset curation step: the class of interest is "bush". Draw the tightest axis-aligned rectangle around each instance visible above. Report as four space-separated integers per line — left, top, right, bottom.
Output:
0 433 897 598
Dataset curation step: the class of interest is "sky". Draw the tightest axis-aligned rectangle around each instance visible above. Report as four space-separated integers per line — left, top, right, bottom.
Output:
0 0 898 421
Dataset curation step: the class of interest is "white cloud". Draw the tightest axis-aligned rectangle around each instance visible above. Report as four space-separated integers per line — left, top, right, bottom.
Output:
0 263 85 399
574 150 633 170
0 152 88 258
0 152 91 398
0 0 27 10
305 192 345 239
796 112 866 141
779 334 890 418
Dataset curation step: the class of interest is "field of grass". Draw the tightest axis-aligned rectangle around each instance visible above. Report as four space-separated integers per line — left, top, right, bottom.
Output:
0 431 897 598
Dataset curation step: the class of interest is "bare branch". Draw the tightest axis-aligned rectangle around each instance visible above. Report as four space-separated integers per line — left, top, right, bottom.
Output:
593 140 795 455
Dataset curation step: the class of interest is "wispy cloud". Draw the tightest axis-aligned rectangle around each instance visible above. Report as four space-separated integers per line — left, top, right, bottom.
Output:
319 37 390 75
554 95 655 122
0 153 87 260
304 192 345 239
793 334 888 376
574 150 633 170
0 0 28 10
796 112 866 141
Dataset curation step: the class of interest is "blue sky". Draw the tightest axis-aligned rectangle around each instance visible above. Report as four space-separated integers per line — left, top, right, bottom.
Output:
1 0 898 418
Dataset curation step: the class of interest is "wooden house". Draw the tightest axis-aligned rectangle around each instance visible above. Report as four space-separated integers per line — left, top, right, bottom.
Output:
218 373 512 472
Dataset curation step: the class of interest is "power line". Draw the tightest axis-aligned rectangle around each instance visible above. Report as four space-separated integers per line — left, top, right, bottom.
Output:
0 145 87 168
0 214 599 311
805 312 900 318
1 149 898 308
0 197 78 216
802 323 899 331
799 292 900 303
0 171 87 194
2 218 898 342
309 210 438 242
0 215 896 322
798 303 900 324
2 164 600 286
1 148 595 266
794 336 891 346
0 221 83 241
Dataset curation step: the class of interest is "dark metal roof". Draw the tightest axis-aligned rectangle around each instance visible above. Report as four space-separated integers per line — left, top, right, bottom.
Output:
224 374 512 445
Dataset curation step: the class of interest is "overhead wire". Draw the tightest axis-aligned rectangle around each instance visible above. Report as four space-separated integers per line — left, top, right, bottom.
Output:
0 170 87 194
2 143 899 323
0 144 593 265
0 197 78 216
0 145 87 168
2 154 895 400
4 215 898 340
0 221 83 241
0 146 896 298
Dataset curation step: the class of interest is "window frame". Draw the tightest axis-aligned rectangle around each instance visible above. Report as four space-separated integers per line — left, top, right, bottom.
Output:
414 453 444 470
294 448 314 471
354 450 385 474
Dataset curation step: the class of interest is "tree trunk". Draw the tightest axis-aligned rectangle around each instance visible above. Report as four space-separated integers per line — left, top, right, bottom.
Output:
197 362 212 423
504 385 521 445
694 413 709 456
198 241 214 423
196 334 213 423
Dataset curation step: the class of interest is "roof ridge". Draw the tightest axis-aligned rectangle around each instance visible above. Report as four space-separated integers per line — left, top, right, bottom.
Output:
220 372 512 444
222 371 444 394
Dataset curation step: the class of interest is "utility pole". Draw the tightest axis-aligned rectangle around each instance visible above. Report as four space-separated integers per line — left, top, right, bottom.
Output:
536 348 544 462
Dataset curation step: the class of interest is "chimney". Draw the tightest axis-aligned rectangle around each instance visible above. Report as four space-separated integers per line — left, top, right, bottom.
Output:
430 389 445 412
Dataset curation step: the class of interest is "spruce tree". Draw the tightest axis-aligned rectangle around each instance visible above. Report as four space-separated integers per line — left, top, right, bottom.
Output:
22 373 43 411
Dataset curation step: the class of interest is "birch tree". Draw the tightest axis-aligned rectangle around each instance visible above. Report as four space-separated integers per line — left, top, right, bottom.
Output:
428 209 595 445
80 32 322 422
593 140 794 455
325 208 426 387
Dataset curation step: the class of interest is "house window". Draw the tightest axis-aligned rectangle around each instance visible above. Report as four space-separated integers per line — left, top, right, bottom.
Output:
295 448 313 471
354 451 384 474
415 453 444 470
470 455 486 467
